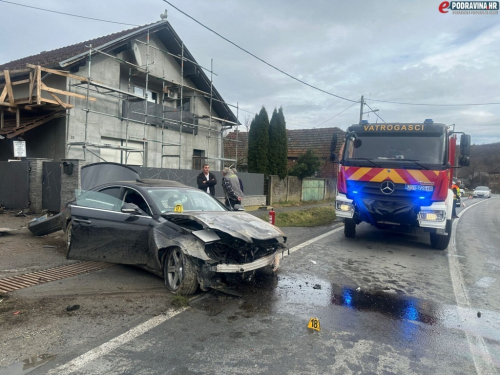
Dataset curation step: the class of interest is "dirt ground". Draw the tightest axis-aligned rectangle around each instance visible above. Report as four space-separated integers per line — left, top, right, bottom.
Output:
0 209 178 370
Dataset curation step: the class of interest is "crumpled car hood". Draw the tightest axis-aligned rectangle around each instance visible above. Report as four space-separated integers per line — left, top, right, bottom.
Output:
165 211 285 243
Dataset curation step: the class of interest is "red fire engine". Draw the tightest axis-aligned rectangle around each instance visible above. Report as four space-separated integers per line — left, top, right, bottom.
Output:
330 119 471 250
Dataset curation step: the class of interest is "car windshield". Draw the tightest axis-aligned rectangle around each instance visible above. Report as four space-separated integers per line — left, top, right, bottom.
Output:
344 132 446 167
147 188 227 213
475 186 489 191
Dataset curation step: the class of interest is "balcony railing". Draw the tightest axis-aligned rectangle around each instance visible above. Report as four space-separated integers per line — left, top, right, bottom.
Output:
122 101 198 135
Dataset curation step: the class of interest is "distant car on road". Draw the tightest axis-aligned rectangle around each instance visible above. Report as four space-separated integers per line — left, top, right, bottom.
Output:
473 186 491 198
29 179 287 294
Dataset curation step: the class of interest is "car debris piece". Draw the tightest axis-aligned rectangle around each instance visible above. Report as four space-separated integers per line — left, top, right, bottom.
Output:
313 284 322 290
28 212 63 237
43 245 58 249
13 311 21 315
0 228 18 236
310 260 317 265
477 311 481 318
66 305 80 312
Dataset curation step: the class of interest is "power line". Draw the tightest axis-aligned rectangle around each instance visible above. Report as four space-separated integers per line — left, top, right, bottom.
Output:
317 101 359 127
0 0 140 26
162 0 359 104
364 102 386 123
365 98 500 107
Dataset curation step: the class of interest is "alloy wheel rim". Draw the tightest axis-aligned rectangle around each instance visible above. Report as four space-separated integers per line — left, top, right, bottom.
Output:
166 249 183 290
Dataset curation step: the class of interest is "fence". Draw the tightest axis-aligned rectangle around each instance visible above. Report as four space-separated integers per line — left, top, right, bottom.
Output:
267 175 337 205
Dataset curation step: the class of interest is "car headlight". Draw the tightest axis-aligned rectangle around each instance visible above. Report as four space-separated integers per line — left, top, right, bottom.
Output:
418 210 446 221
336 201 354 212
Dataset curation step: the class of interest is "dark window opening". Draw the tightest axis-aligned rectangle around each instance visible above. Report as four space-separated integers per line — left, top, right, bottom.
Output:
192 149 206 170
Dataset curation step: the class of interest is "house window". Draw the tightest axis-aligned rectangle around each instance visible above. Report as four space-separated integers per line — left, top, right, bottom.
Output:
192 149 206 170
134 86 157 103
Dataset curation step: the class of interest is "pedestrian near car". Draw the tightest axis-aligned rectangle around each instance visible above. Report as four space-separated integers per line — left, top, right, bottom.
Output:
222 167 244 209
451 181 460 218
197 164 217 196
231 168 244 193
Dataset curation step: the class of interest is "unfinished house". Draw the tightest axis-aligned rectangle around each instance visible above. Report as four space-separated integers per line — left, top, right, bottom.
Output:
0 18 239 169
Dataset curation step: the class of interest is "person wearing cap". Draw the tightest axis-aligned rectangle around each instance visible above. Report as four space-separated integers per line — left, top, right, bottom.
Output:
221 167 244 209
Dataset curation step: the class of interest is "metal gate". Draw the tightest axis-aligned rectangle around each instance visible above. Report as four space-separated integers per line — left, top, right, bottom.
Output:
0 161 30 208
301 178 325 201
42 162 61 212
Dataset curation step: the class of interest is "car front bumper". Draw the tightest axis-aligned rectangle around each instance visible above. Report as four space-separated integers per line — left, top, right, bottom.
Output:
213 252 277 273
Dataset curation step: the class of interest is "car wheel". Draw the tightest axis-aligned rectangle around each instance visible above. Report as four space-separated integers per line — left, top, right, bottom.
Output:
65 222 72 257
344 218 356 238
430 219 452 250
163 248 198 295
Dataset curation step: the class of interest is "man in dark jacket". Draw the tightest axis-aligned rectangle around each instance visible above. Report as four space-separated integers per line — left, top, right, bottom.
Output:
197 164 217 196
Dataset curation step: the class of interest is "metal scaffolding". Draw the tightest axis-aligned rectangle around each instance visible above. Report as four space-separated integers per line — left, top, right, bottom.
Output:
67 24 242 169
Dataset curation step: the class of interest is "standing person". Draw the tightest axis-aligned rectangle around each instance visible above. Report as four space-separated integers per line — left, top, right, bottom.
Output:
231 168 244 193
197 164 217 196
451 180 460 218
222 167 244 209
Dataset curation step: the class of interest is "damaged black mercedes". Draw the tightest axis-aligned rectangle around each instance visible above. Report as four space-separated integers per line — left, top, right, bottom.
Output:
31 179 287 295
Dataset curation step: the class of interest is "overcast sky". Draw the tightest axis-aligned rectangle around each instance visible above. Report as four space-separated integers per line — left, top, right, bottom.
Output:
1 0 499 144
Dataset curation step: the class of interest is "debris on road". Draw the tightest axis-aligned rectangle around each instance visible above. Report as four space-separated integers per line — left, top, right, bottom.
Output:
66 305 80 312
477 311 481 318
356 287 361 292
43 245 58 249
310 260 317 265
0 227 18 236
313 284 322 290
13 311 21 315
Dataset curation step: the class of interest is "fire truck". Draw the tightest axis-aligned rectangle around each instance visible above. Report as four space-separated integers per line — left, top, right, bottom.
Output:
330 119 470 250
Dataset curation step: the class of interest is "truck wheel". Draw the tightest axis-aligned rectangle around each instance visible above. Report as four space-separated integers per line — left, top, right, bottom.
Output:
163 248 199 295
344 218 356 238
430 220 452 250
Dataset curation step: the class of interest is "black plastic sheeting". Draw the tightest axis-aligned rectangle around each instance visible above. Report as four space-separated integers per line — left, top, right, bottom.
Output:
81 162 140 190
357 198 420 225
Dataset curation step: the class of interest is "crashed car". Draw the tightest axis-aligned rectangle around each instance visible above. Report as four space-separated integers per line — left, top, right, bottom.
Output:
31 179 287 295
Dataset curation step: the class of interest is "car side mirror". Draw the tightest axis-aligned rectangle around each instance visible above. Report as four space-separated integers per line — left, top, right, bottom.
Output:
460 134 471 156
122 203 140 214
459 155 470 167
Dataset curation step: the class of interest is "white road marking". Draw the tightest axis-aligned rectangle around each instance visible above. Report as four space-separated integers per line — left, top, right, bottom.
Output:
286 226 343 256
48 308 187 375
475 277 496 289
48 228 340 373
448 199 497 375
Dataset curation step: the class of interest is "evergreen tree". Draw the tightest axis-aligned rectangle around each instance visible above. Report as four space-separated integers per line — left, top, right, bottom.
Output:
288 150 321 179
247 107 270 174
276 107 288 179
267 108 279 176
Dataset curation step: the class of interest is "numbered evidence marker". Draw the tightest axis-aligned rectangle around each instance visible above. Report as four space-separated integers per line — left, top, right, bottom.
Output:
307 317 321 331
174 204 183 213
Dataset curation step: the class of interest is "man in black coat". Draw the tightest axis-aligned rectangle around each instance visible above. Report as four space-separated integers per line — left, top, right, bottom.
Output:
197 164 217 196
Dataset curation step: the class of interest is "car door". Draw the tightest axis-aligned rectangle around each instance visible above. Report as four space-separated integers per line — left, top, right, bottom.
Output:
67 186 152 265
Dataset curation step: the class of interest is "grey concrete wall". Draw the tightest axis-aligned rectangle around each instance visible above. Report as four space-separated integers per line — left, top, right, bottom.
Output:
28 158 52 213
268 175 302 205
60 159 81 207
325 178 337 199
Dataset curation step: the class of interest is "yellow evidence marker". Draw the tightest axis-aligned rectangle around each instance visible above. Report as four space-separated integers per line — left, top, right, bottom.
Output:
174 204 183 213
307 317 321 331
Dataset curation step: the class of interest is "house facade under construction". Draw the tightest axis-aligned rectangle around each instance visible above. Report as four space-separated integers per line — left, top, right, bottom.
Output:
0 17 239 170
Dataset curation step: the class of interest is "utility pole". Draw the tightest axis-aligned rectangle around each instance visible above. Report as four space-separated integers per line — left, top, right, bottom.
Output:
359 95 364 123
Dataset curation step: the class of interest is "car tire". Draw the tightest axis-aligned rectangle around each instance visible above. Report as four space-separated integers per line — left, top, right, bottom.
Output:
163 248 198 295
430 219 451 250
344 218 356 238
65 221 72 257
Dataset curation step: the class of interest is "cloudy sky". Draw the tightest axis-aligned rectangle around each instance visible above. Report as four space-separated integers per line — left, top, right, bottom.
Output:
1 0 499 144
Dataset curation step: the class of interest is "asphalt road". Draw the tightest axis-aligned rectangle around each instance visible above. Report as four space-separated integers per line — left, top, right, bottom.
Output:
2 197 500 374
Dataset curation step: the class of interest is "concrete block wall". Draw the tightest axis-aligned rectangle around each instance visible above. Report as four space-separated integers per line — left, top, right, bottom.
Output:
60 159 81 207
268 175 302 205
28 158 52 214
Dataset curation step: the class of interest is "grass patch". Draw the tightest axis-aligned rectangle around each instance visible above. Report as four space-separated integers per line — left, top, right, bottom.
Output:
262 206 336 227
171 295 190 308
271 198 335 208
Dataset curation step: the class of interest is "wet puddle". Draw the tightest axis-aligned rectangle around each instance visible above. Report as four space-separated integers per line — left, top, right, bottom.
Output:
0 354 56 375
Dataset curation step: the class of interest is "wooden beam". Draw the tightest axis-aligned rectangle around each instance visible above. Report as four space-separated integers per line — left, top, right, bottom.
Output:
3 70 15 105
28 71 34 104
0 86 7 103
12 79 30 86
48 92 70 108
36 66 41 105
16 108 20 128
6 111 66 139
39 97 74 108
40 82 96 102
26 64 89 83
